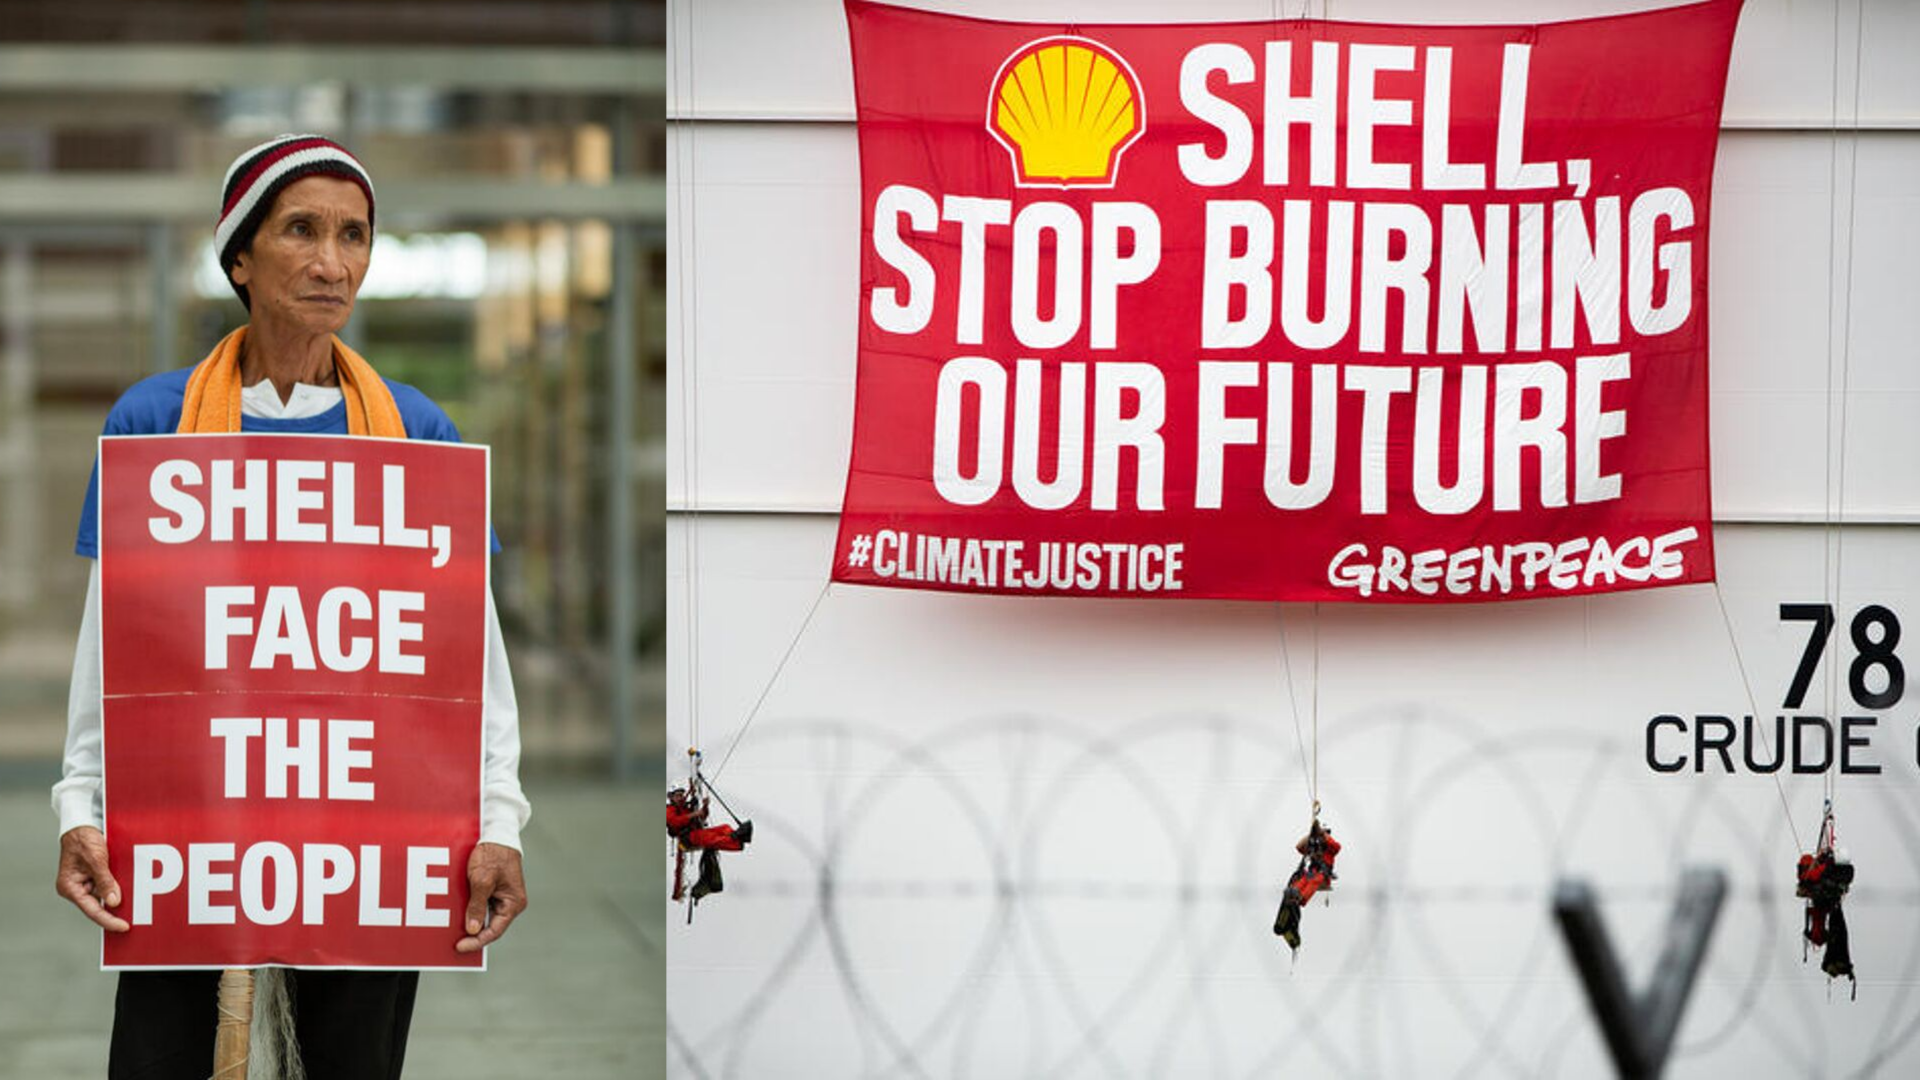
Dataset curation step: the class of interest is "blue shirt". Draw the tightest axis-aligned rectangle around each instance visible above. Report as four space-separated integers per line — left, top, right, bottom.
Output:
75 367 496 557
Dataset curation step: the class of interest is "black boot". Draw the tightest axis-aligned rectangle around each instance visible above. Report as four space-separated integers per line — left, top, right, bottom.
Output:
1273 887 1303 949
735 820 754 845
691 848 725 901
1823 904 1854 982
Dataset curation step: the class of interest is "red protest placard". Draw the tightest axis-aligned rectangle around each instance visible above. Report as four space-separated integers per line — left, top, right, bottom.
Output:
835 0 1741 602
97 434 489 970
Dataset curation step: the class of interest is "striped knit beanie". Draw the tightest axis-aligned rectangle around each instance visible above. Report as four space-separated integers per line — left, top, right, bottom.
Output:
217 134 376 308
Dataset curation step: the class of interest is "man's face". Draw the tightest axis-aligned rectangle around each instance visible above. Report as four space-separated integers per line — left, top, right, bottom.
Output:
229 175 372 335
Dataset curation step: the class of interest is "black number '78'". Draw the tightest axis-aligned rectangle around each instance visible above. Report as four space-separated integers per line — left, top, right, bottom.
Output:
1779 603 1904 711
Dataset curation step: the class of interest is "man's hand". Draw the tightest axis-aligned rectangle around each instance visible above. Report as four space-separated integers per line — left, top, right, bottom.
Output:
455 842 528 953
56 826 129 933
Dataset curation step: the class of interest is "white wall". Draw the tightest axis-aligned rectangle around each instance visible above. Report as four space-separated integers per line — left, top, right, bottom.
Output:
666 3 1920 1076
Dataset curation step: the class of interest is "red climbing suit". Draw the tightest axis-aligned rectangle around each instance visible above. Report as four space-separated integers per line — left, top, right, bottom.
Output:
667 794 747 851
667 786 753 905
1795 802 1856 998
1796 845 1855 993
1290 827 1342 905
1798 853 1839 946
1273 819 1341 951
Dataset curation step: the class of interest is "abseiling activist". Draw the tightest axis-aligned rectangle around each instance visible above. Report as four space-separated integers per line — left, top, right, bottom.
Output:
49 135 532 1077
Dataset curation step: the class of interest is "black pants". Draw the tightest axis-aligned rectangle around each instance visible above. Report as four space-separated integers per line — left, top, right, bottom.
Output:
109 970 419 1080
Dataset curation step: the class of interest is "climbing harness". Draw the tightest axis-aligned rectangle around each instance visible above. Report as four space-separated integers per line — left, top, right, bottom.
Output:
1273 804 1340 954
667 749 754 924
1796 799 1857 999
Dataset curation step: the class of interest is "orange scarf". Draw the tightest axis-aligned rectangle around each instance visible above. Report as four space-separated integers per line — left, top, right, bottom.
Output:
176 326 407 438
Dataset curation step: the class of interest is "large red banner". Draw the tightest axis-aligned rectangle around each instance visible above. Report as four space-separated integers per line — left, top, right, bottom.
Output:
98 434 489 969
835 0 1741 601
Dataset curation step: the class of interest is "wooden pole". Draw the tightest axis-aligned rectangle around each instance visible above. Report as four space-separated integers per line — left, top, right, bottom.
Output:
212 967 254 1079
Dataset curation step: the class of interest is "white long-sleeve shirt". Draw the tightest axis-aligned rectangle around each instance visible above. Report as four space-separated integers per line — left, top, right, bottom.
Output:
52 379 532 850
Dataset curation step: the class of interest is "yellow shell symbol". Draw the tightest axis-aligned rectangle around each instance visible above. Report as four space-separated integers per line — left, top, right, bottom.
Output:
988 37 1144 188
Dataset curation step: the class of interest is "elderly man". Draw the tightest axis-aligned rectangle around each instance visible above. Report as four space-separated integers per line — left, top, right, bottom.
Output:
50 134 531 1079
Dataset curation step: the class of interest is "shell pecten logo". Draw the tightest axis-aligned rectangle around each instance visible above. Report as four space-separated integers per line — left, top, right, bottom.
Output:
988 36 1144 189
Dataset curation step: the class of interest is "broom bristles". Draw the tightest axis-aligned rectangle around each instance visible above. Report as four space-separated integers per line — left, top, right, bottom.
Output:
247 967 305 1080
209 967 306 1080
